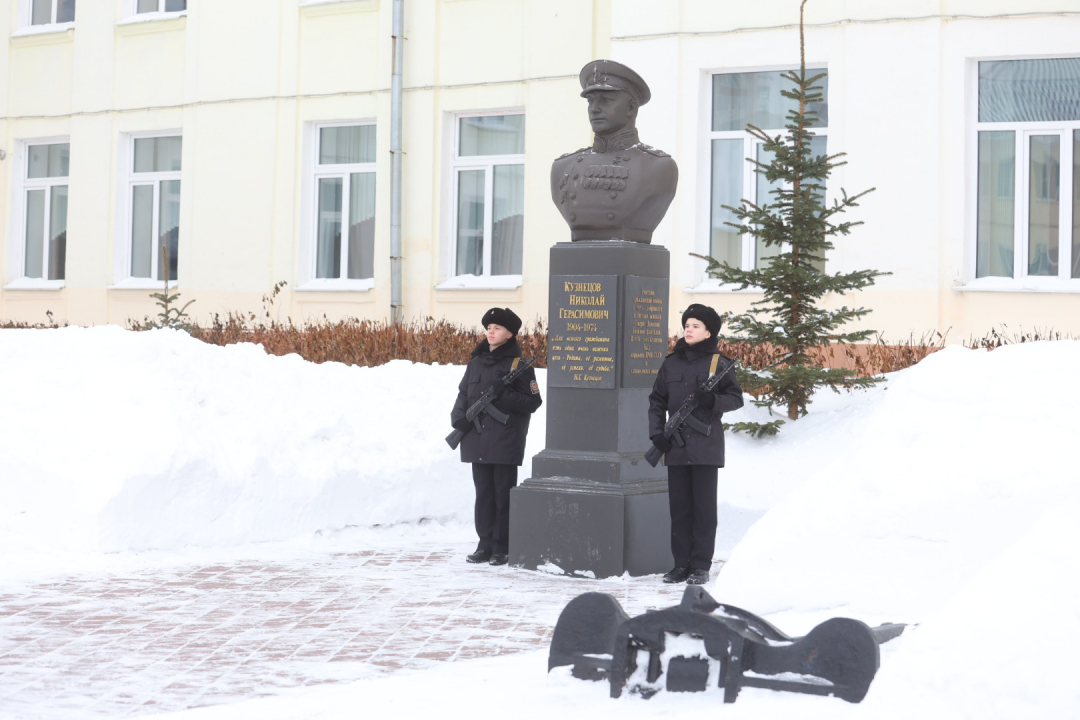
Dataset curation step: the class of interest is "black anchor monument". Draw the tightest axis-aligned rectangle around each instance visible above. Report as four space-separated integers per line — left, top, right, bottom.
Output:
549 586 906 702
508 60 678 577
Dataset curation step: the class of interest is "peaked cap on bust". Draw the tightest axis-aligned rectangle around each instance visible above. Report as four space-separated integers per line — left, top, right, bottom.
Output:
579 59 651 105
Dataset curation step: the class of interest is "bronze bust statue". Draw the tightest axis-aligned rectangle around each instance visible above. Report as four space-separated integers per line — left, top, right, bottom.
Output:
550 60 678 244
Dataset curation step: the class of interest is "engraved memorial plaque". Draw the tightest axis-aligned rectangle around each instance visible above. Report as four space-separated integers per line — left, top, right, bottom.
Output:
548 274 618 389
622 275 668 388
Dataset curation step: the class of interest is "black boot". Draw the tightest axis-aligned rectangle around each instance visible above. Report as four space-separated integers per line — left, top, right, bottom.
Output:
662 567 691 584
686 569 710 585
466 550 492 564
488 553 509 566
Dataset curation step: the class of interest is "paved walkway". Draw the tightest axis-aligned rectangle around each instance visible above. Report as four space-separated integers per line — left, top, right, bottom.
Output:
0 545 697 718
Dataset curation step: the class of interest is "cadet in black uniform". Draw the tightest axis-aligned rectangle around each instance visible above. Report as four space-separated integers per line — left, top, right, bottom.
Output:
648 304 744 585
451 308 542 566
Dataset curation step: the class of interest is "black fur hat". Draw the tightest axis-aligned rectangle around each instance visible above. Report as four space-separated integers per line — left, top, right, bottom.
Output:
481 307 522 336
681 303 722 337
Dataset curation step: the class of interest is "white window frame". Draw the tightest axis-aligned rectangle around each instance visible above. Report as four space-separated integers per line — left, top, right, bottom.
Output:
696 66 829 292
123 0 187 22
964 56 1080 292
14 0 75 33
297 120 377 292
5 137 69 290
113 131 182 289
438 110 525 289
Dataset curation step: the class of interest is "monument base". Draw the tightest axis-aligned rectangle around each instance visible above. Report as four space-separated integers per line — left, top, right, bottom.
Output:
509 477 671 578
508 240 672 579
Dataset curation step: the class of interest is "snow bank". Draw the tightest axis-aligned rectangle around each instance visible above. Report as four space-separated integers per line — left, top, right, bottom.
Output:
715 342 1080 626
863 487 1080 719
0 327 544 560
712 341 1080 717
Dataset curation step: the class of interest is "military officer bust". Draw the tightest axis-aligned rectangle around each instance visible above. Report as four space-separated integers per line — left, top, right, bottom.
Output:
551 60 678 244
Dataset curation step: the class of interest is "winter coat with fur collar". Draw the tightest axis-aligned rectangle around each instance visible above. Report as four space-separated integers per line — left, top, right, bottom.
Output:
647 336 743 467
451 337 542 466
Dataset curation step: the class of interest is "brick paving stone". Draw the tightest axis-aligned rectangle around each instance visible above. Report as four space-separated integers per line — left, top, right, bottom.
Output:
0 543 704 718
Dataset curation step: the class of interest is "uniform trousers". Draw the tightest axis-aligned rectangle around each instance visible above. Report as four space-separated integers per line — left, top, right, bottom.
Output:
472 463 518 555
667 465 719 571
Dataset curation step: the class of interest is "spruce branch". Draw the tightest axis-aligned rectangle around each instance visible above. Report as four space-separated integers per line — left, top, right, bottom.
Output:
131 241 195 332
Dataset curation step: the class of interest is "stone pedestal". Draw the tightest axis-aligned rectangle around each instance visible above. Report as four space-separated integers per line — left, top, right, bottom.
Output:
509 241 671 577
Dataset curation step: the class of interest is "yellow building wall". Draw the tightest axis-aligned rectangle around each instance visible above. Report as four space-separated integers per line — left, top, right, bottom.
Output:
0 0 611 330
2 0 1079 343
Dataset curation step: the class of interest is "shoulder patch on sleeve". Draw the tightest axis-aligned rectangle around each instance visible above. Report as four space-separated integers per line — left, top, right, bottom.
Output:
530 379 540 395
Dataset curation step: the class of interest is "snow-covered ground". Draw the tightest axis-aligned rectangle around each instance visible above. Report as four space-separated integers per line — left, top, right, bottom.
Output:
2 327 1078 718
0 327 482 580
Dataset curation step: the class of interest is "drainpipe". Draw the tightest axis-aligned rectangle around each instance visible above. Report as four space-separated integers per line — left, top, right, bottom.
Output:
390 0 404 324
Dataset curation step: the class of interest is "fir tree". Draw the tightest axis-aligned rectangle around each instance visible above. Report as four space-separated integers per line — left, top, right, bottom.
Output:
694 0 888 437
132 241 195 332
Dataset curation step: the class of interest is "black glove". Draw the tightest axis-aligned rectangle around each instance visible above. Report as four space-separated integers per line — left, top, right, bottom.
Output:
694 388 716 410
651 434 673 454
452 418 472 432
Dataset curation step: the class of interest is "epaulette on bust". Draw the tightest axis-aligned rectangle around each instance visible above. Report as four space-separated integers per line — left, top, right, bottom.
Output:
638 144 671 158
556 147 591 160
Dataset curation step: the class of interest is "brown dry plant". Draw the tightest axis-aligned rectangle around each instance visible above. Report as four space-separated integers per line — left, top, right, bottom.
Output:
5 297 1070 375
186 313 548 368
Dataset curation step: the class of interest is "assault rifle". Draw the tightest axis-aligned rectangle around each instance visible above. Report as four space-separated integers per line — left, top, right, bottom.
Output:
446 356 537 450
644 356 736 467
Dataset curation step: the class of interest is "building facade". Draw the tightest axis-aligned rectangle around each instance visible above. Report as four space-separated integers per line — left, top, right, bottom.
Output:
3 0 1080 339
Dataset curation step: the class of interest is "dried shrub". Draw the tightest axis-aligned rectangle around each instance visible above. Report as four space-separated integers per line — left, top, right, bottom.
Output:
832 330 950 376
713 331 949 379
963 324 1075 350
123 280 545 368
0 310 65 329
686 331 952 399
704 325 1071 400
186 313 548 368
5 295 1070 375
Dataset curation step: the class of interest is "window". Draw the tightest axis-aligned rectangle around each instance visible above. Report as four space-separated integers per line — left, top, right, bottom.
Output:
450 114 525 278
28 0 75 25
311 123 376 282
127 135 182 282
975 58 1080 280
708 70 828 271
135 0 185 13
21 142 69 282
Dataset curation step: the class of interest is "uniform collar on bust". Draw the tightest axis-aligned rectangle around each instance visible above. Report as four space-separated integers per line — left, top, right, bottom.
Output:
592 128 639 153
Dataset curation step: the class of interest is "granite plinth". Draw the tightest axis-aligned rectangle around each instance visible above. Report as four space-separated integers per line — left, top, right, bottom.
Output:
510 241 671 578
